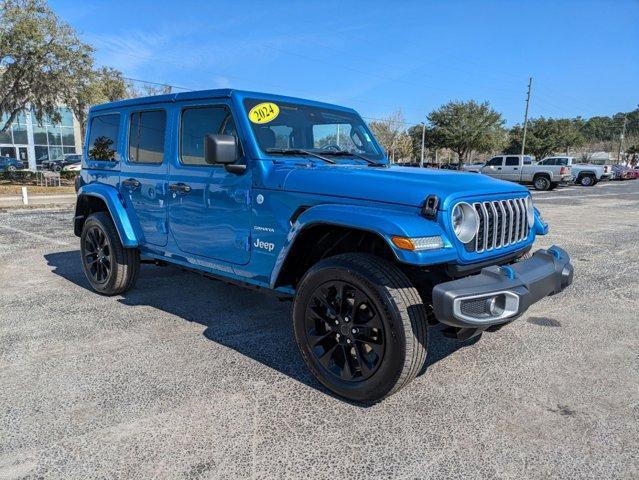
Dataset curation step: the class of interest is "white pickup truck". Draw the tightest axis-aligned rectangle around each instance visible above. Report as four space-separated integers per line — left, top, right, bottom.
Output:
478 154 572 190
538 156 611 186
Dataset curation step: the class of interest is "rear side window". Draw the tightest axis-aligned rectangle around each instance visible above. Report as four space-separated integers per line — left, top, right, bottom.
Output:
88 114 120 161
129 110 166 164
505 156 519 166
556 158 568 166
486 157 503 166
180 106 237 166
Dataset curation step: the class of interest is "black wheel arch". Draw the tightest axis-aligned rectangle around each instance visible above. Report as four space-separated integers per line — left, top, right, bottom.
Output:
74 194 110 237
274 223 397 290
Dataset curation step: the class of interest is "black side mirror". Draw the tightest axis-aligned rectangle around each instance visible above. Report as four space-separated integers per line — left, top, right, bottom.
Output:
204 134 239 165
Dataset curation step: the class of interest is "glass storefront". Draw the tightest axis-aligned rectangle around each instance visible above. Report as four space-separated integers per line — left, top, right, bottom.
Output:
33 108 77 164
0 107 77 168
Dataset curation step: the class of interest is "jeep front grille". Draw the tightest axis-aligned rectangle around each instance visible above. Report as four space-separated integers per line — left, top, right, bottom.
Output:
473 198 529 253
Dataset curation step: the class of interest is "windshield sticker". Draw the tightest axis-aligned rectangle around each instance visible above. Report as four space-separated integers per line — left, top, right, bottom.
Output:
249 102 280 124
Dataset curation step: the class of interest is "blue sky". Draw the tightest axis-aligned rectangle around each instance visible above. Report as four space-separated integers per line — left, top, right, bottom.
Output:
51 0 638 126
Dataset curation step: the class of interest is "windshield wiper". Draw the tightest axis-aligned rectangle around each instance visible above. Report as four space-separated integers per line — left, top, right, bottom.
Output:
319 150 387 167
265 148 335 164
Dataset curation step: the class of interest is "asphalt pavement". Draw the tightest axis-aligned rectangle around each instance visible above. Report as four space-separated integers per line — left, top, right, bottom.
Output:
0 180 637 479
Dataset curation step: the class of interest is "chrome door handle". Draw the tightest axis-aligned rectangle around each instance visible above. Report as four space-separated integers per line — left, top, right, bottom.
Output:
169 183 191 194
121 178 141 189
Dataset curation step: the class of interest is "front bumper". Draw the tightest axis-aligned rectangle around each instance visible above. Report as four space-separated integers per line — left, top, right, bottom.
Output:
432 246 573 328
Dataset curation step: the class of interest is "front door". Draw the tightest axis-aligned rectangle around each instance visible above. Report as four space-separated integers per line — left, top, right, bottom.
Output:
119 108 169 247
167 103 251 265
481 156 504 178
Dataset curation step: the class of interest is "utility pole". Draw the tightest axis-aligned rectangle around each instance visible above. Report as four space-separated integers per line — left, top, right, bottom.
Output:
521 77 533 156
617 114 627 163
420 122 426 168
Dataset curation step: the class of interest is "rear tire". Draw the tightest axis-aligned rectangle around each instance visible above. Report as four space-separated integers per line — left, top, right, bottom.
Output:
580 174 595 186
293 253 429 402
533 175 551 191
80 212 140 295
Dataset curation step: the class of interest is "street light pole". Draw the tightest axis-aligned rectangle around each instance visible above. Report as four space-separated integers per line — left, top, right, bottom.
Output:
420 122 426 168
521 77 533 156
617 114 627 163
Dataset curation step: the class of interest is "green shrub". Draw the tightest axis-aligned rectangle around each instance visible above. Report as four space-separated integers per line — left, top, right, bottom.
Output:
1 170 36 183
60 171 80 180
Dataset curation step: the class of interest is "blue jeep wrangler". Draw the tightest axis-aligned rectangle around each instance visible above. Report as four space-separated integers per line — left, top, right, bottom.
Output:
74 89 573 401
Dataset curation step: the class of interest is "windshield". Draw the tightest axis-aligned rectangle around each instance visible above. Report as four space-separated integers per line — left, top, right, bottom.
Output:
243 98 385 162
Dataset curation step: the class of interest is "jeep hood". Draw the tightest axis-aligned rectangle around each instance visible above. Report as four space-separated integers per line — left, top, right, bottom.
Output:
282 165 528 208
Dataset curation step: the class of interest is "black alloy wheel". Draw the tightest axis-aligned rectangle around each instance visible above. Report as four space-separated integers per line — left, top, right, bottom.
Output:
305 280 385 382
80 212 140 295
83 225 112 284
293 253 429 402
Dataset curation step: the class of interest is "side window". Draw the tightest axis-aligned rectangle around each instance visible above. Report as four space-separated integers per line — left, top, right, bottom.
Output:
88 114 120 161
557 158 568 166
129 110 166 164
505 156 520 166
180 106 237 166
524 156 533 165
486 156 503 166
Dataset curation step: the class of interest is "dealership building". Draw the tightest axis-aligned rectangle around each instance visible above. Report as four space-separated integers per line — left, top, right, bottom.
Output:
0 107 83 170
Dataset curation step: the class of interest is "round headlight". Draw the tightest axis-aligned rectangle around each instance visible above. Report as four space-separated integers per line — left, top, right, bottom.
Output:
451 202 479 244
525 196 535 226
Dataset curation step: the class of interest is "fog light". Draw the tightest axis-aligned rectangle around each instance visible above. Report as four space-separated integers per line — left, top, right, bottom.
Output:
453 291 520 323
486 295 506 316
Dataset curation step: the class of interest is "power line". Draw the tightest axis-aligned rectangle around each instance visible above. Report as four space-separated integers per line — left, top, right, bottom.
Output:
122 76 191 91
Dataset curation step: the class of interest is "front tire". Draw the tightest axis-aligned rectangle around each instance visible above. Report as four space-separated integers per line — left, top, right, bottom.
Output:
293 253 428 402
80 212 140 295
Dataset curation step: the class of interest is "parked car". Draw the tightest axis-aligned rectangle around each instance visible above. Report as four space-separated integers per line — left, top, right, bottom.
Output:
0 156 24 172
538 156 610 186
62 163 82 172
440 162 462 170
480 154 571 190
42 153 82 172
74 89 573 402
611 164 636 180
461 162 485 172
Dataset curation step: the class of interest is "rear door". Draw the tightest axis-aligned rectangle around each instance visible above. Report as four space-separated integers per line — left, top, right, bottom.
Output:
502 156 522 181
481 156 504 178
167 101 251 264
119 108 170 247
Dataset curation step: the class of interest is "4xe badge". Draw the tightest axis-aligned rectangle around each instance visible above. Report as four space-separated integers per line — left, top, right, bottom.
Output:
253 238 275 252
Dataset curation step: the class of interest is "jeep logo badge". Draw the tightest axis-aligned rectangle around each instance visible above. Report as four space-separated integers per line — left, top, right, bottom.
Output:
253 238 275 252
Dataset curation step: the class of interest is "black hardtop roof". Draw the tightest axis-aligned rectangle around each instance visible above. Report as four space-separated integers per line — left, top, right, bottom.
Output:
89 89 356 114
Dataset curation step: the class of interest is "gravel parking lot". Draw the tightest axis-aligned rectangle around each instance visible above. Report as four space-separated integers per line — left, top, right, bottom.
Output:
1 180 638 479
